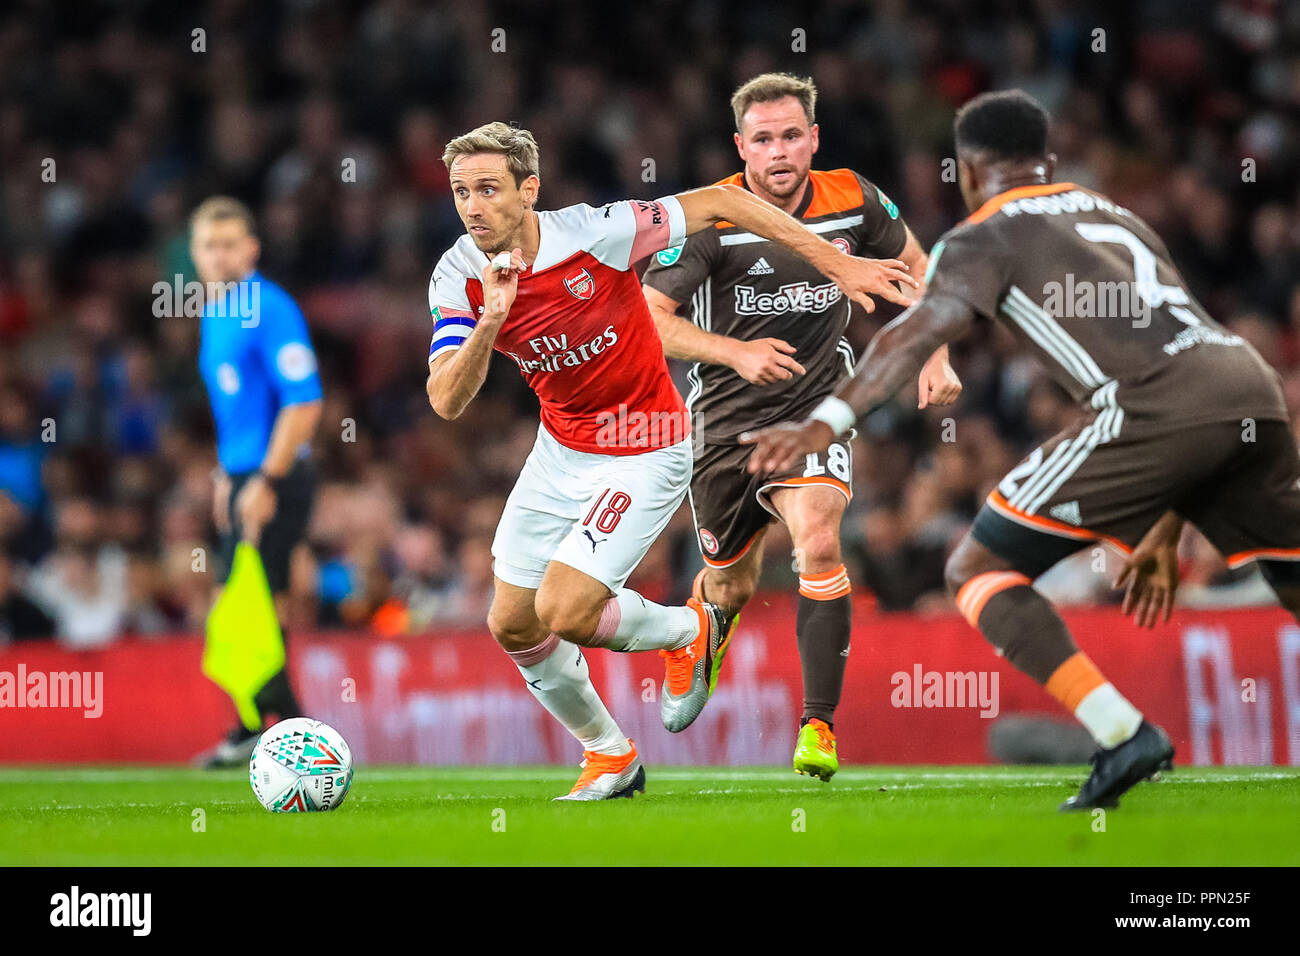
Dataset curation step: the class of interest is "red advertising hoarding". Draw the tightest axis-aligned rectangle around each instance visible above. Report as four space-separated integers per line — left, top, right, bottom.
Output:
2 600 1297 766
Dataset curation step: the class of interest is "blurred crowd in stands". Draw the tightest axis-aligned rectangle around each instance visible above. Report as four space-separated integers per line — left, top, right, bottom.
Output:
1 0 1298 645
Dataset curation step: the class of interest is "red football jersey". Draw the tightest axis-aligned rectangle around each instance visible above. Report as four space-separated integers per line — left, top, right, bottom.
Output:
428 198 689 454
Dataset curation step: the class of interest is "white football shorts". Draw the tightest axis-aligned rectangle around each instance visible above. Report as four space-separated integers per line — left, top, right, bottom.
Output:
492 424 692 592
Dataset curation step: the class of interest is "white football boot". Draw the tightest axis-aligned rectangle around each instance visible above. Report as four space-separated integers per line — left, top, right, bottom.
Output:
553 740 646 801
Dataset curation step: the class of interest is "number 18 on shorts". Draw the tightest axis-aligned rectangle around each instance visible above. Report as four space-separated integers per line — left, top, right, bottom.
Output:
490 425 693 593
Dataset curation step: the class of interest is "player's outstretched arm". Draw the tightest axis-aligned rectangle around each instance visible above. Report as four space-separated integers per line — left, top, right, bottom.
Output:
427 250 523 419
673 184 918 314
895 226 961 409
643 284 805 384
741 292 976 474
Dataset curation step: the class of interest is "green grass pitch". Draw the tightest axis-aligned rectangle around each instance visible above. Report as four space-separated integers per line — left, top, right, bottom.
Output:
2 765 1297 865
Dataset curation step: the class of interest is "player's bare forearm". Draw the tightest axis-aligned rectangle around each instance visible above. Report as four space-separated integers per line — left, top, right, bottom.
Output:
673 185 916 311
260 400 322 477
647 287 806 384
676 184 843 277
1144 511 1186 546
900 227 929 293
897 232 953 372
643 287 734 365
741 293 974 474
836 294 975 419
426 321 502 420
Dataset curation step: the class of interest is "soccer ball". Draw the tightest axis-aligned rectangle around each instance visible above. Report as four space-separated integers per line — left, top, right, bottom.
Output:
249 717 354 812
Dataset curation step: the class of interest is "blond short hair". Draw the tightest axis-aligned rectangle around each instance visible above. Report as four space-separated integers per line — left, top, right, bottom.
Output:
190 196 256 236
442 122 540 185
731 73 817 132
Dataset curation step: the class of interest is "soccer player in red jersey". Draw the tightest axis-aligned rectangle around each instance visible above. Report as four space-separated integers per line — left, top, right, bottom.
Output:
426 122 917 798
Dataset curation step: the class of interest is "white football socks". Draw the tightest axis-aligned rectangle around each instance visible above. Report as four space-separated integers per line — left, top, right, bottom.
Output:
1075 683 1143 749
509 636 629 756
592 589 701 652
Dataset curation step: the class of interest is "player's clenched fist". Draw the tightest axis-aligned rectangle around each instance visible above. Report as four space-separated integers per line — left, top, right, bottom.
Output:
480 247 527 320
730 337 806 385
918 349 963 409
826 256 918 313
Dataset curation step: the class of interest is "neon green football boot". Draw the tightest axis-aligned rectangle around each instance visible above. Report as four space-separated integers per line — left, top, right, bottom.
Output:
707 611 738 694
792 718 838 781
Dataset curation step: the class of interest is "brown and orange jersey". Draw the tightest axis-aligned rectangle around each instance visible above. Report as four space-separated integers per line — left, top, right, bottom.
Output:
925 182 1287 430
642 168 908 445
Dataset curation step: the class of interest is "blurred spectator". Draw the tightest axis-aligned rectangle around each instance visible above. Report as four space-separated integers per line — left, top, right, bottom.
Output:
22 497 128 648
0 550 55 642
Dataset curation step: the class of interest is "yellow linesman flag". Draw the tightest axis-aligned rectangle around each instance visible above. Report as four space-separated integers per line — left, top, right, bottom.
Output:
202 541 285 731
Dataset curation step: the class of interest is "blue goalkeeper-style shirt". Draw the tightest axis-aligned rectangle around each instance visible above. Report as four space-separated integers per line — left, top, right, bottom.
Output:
198 270 322 474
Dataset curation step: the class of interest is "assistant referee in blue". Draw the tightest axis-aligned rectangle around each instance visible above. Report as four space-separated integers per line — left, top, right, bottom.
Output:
189 197 323 768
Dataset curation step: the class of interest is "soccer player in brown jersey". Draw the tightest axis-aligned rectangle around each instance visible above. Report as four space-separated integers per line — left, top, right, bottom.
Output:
744 89 1300 810
642 73 961 779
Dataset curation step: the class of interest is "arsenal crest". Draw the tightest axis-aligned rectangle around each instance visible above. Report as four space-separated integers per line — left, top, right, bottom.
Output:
564 267 595 300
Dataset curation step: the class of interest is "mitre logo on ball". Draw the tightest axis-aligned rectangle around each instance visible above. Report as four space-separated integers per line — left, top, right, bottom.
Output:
564 267 595 300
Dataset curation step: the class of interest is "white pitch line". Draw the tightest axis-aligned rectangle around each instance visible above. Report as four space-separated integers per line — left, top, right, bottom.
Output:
1 768 1297 787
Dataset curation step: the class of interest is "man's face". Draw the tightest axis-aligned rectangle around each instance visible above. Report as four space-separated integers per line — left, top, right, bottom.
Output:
450 153 537 254
734 96 819 201
190 219 259 285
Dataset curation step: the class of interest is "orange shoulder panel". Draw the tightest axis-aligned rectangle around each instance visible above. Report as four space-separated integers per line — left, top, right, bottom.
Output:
805 169 865 218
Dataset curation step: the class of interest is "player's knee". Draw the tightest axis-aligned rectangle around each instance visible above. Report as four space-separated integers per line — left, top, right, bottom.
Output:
793 526 841 573
487 605 541 652
944 539 984 598
533 592 601 646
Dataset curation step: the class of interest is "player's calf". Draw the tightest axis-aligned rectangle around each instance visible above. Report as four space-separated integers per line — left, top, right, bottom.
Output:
787 507 852 751
948 530 1172 805
694 565 756 618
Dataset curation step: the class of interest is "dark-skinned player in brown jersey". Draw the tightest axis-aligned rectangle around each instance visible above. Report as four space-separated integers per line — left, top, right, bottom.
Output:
743 90 1300 810
641 73 961 780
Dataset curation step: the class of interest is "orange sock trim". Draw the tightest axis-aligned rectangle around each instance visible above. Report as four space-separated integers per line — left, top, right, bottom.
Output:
799 564 851 601
692 568 708 603
955 571 1032 628
1045 652 1107 712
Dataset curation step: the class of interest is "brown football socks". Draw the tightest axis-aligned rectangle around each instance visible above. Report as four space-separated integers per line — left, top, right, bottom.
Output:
956 571 1141 747
796 565 853 727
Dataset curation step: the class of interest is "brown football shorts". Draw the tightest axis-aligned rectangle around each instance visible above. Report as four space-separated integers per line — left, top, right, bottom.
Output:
689 435 854 567
973 415 1300 581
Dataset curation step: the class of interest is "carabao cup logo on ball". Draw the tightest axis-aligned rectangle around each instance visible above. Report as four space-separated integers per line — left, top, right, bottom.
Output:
249 717 354 813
